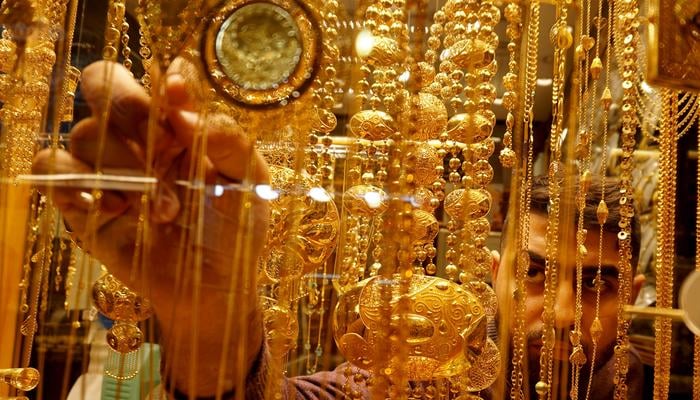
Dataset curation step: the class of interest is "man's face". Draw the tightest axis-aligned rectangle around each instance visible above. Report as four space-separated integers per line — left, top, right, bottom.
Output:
493 212 644 380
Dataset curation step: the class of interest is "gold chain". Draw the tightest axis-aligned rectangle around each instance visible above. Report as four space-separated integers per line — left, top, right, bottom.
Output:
512 2 540 399
653 89 678 400
499 2 521 169
537 0 572 397
570 0 596 382
612 0 641 397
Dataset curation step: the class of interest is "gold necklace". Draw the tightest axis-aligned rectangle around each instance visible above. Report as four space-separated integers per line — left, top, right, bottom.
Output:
653 89 678 400
582 2 614 399
536 1 573 398
499 1 522 169
511 2 541 399
612 0 641 397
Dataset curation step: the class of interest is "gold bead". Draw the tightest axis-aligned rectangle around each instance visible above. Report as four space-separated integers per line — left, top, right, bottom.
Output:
348 110 395 140
107 322 144 353
582 35 595 51
569 329 582 346
555 25 573 49
597 200 609 225
449 38 494 69
406 92 448 141
0 367 40 391
506 113 515 130
503 72 518 91
535 381 550 396
581 169 592 192
502 90 518 109
343 185 388 217
590 317 603 342
569 346 587 366
504 3 521 22
445 112 493 143
601 87 613 110
364 37 404 67
578 244 588 257
590 57 603 80
499 148 516 168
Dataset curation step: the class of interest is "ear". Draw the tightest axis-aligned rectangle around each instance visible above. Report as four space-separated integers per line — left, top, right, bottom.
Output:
629 273 646 304
491 250 501 282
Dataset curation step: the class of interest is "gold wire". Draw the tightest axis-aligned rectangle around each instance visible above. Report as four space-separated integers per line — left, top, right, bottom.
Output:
611 0 641 396
510 1 540 398
652 89 678 400
582 1 614 398
538 0 572 397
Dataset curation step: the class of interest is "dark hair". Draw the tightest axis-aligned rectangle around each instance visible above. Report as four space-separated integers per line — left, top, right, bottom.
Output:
528 175 641 268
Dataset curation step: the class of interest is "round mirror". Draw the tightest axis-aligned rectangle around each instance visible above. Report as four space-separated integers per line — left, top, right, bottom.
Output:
680 270 700 335
216 3 302 90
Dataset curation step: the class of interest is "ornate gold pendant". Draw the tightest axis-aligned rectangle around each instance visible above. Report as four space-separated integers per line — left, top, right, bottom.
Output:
202 0 321 107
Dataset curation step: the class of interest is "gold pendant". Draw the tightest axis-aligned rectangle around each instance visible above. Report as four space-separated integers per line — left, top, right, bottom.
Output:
203 0 321 107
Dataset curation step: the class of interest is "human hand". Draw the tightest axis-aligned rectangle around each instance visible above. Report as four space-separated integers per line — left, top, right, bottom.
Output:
32 60 269 394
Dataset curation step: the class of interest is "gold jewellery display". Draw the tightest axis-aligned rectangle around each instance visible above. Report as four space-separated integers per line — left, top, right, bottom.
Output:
2 0 700 400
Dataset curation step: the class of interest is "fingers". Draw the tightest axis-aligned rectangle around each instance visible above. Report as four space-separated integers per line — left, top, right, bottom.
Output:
32 148 131 236
81 60 269 184
165 57 203 111
165 73 192 109
167 109 270 184
33 147 93 177
70 117 145 171
81 61 151 144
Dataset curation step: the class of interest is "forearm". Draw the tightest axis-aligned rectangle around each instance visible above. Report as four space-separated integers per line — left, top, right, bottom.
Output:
153 287 264 396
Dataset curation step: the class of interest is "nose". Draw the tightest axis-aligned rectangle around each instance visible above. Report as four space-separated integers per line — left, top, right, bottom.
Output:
553 283 576 329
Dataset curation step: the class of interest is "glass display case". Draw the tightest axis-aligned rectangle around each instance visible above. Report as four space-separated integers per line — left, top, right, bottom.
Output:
1 0 699 399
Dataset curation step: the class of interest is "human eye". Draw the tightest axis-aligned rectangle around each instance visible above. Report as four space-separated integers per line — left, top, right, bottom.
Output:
582 274 618 294
525 265 546 284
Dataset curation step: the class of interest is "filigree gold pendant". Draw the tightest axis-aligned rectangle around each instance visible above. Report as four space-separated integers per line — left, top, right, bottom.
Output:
202 0 321 107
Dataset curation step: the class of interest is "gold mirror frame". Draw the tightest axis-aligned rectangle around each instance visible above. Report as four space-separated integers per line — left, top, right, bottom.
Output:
202 0 322 107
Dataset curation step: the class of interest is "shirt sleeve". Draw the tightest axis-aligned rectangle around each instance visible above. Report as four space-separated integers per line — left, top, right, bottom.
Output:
246 343 370 400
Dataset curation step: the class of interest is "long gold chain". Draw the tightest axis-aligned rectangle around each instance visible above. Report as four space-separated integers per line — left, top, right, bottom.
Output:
512 2 540 399
499 1 522 169
536 0 571 398
652 89 677 400
570 0 597 389
582 1 614 399
612 0 641 397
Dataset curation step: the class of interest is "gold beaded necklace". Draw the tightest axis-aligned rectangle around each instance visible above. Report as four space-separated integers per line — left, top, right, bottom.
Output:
499 1 521 169
612 0 641 397
582 2 614 399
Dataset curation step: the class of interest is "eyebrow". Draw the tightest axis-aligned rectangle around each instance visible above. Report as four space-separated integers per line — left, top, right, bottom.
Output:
528 251 546 267
524 251 621 278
